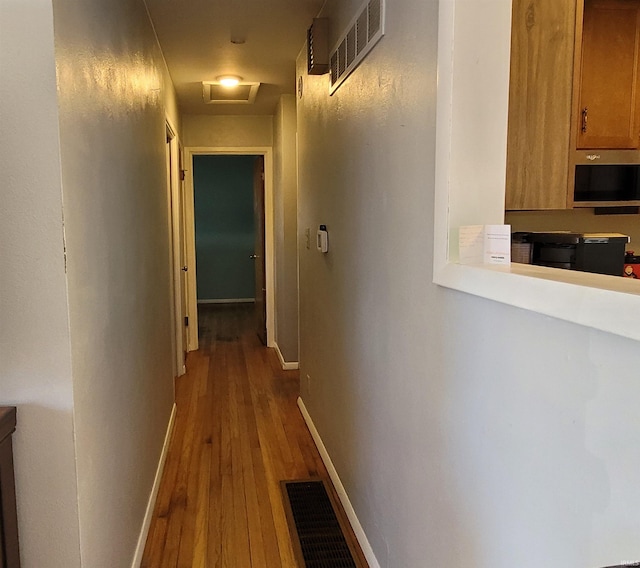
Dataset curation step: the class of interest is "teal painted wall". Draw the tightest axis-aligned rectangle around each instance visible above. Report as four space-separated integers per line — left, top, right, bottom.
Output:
193 155 256 301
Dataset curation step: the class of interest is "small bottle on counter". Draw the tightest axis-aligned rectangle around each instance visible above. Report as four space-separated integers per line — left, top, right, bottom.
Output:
623 251 640 278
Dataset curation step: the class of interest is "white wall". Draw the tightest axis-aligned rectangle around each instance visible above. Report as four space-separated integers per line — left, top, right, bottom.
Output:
51 0 177 565
297 1 640 567
182 114 273 147
273 95 300 362
0 2 82 566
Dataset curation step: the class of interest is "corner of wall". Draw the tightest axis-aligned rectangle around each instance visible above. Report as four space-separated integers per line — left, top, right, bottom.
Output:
1 0 82 565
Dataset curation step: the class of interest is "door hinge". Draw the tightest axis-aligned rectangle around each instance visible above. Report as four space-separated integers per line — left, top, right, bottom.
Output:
180 169 186 181
184 316 189 327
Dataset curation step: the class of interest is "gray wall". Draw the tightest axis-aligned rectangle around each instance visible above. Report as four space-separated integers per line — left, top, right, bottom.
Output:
193 155 256 301
0 0 177 565
273 95 300 362
297 0 640 566
182 114 273 148
0 1 81 565
52 0 177 564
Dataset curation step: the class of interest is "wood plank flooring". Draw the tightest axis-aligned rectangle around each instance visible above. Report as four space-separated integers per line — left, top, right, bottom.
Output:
141 303 359 567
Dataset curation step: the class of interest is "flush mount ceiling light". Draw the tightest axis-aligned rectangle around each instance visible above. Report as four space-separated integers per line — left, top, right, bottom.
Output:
216 75 242 87
203 80 260 104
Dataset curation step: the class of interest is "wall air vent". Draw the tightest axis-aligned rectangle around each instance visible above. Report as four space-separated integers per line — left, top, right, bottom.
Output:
202 81 260 104
308 18 330 75
329 0 385 94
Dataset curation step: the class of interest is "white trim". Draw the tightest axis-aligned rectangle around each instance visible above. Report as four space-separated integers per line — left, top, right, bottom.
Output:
164 127 179 378
274 343 300 370
297 397 381 568
435 261 640 341
166 122 187 375
131 404 177 568
183 152 199 352
184 146 276 349
295 132 301 362
433 0 455 275
197 298 256 304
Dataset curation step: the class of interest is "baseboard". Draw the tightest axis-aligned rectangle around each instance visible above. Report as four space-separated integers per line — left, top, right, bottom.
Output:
197 298 255 304
131 403 177 568
274 343 299 371
296 397 380 568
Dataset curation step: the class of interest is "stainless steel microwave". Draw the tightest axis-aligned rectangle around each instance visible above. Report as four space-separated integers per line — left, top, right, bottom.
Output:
575 164 640 202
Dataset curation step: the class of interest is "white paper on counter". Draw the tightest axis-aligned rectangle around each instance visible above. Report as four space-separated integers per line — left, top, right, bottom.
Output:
459 224 511 265
459 225 485 264
484 225 511 265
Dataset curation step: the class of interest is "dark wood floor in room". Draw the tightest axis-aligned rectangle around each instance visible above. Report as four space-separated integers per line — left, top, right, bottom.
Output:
141 303 361 567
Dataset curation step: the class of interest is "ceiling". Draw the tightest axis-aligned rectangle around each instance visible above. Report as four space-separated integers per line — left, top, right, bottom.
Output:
145 0 325 116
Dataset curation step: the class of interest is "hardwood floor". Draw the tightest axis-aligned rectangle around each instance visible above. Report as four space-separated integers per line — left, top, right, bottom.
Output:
141 303 341 567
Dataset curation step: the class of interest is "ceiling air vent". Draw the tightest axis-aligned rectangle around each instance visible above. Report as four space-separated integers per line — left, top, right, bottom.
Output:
202 81 260 104
329 0 385 94
308 18 329 75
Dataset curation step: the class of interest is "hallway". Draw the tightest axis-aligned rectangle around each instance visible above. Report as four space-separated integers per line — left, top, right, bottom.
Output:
141 304 342 567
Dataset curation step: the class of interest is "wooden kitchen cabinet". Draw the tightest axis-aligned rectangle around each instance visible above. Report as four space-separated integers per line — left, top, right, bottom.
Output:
576 0 640 150
505 0 577 210
506 0 640 210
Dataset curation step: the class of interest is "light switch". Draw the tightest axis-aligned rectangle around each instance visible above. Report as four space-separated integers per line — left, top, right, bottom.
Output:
317 225 328 253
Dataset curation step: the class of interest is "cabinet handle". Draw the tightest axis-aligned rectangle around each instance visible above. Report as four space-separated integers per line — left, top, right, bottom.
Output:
581 107 588 133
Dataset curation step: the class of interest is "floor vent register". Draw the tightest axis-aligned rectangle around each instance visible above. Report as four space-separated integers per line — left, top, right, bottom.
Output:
281 479 366 568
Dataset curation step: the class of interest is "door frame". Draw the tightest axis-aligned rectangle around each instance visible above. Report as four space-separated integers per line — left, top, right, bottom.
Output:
183 146 275 351
166 119 187 376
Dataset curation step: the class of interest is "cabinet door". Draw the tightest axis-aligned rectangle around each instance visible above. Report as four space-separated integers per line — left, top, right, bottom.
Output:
577 0 640 149
505 0 576 210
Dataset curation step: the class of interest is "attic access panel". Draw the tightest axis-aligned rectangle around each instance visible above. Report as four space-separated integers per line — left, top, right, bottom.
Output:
202 82 260 104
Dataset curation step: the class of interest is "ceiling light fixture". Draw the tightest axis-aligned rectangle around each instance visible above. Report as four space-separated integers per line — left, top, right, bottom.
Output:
202 81 260 104
216 75 242 87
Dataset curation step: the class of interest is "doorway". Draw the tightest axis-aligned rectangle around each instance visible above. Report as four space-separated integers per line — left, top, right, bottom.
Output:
183 147 275 351
166 122 188 377
193 155 257 303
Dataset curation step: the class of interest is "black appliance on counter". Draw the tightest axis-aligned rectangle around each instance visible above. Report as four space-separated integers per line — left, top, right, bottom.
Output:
512 232 630 276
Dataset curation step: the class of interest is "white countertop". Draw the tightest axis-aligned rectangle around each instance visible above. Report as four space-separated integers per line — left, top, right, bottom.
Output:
434 261 640 342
